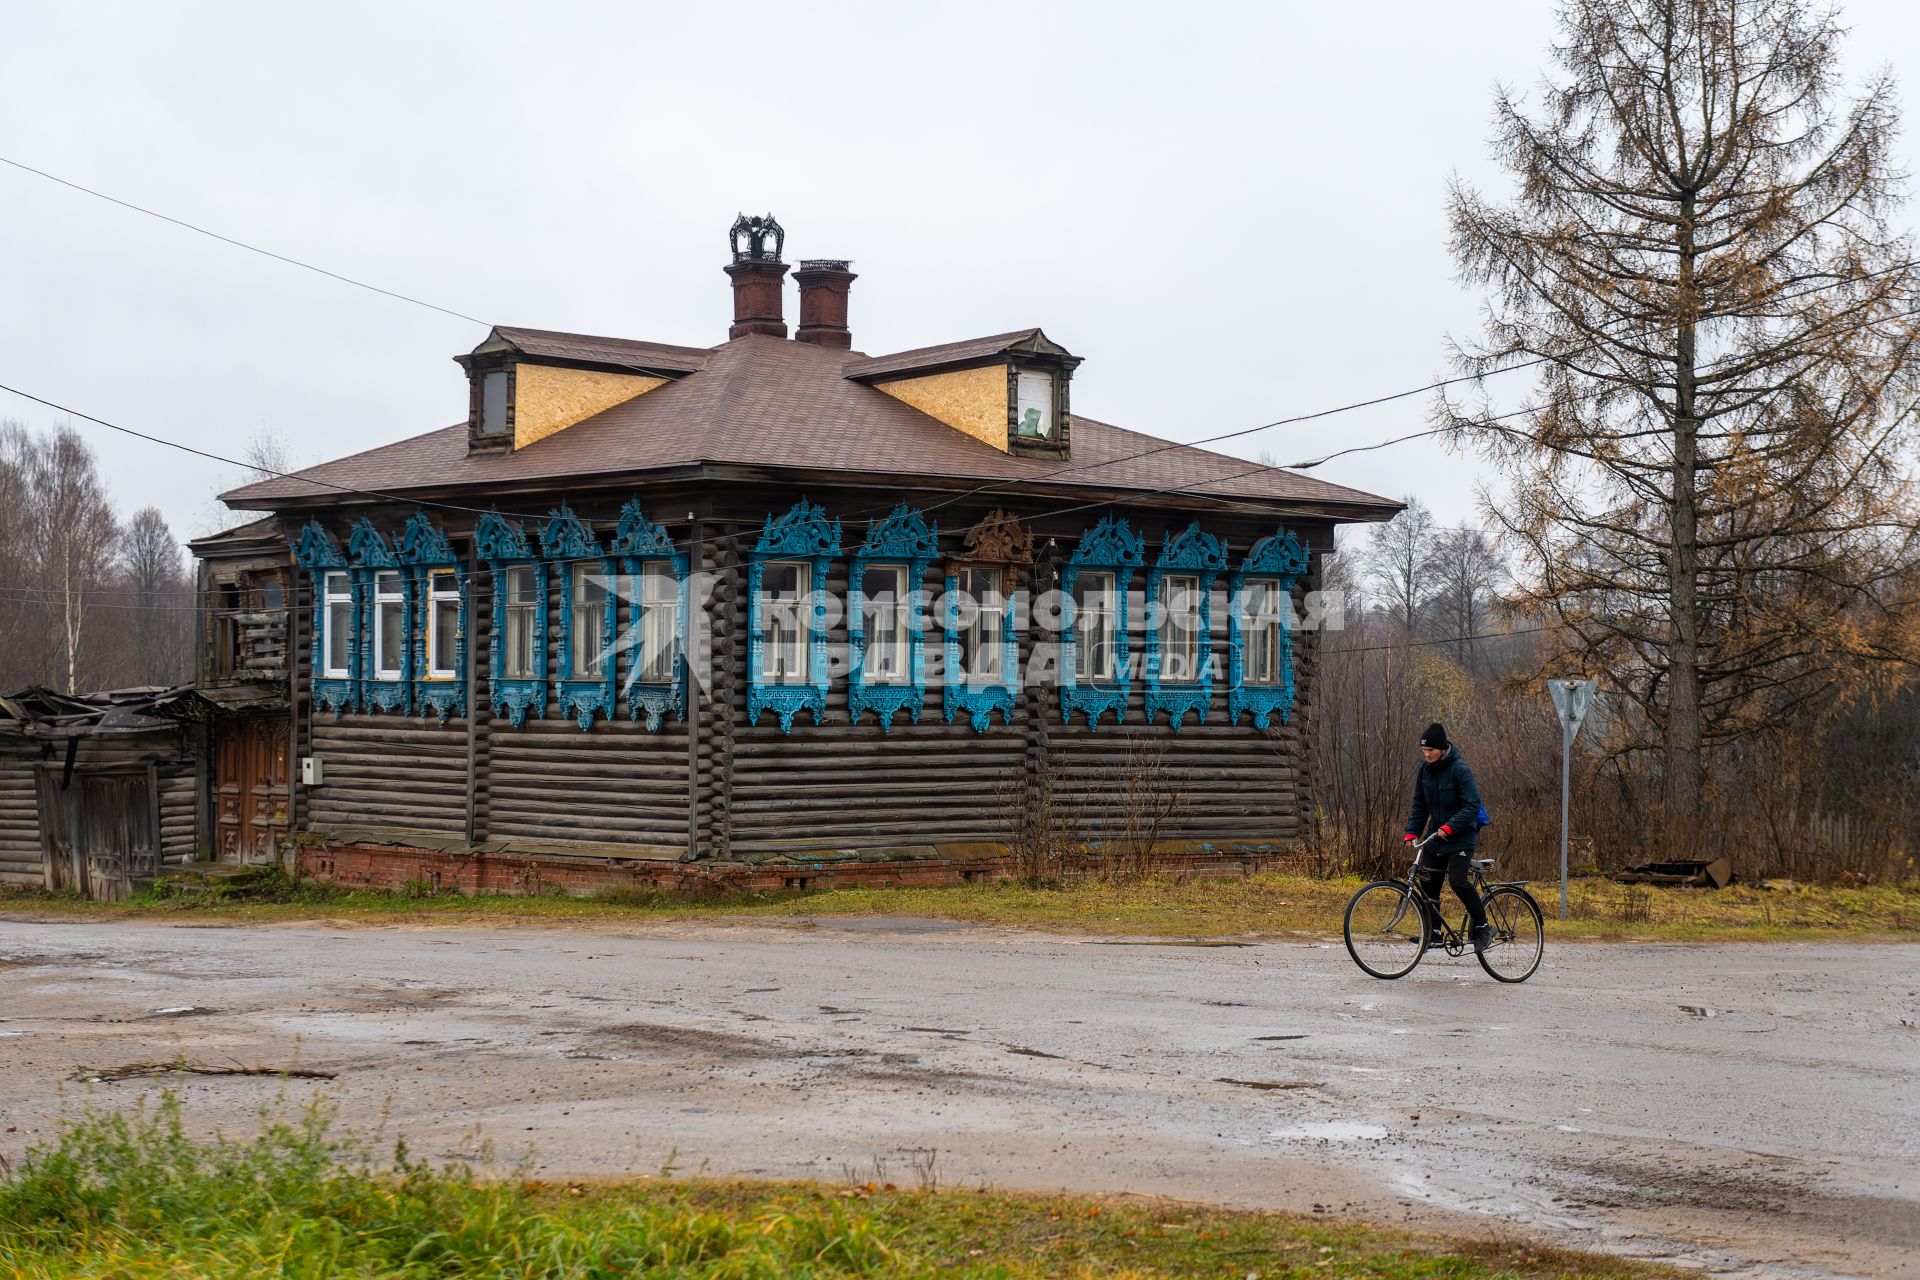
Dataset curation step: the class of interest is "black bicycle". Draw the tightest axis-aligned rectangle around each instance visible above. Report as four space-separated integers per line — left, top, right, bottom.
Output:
1342 834 1545 982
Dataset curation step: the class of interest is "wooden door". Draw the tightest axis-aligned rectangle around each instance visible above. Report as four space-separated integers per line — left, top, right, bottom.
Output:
36 766 158 901
215 717 289 863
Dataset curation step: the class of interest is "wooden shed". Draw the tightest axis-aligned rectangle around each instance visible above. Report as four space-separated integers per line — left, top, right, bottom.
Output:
0 688 202 899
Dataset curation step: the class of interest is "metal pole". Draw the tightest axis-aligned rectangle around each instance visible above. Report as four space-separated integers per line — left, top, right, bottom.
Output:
1560 719 1573 920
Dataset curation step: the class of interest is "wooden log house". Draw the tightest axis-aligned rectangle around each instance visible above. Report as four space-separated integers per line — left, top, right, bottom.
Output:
201 216 1400 893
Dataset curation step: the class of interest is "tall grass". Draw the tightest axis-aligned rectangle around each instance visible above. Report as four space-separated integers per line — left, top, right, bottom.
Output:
0 1093 1670 1279
0 1094 899 1278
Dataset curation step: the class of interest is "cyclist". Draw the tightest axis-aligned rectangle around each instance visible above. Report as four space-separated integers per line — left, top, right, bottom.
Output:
1404 723 1494 953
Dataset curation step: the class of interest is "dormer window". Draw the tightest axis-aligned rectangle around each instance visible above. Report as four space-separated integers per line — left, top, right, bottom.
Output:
851 328 1079 461
1015 370 1056 439
479 370 510 437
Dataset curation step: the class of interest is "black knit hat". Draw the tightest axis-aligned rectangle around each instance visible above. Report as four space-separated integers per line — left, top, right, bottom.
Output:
1419 722 1450 750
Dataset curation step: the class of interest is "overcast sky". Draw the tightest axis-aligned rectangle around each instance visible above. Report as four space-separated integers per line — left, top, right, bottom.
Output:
3 1 1917 549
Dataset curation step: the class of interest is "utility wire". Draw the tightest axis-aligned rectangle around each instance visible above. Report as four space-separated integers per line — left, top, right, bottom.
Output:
5 154 1917 561
0 156 486 325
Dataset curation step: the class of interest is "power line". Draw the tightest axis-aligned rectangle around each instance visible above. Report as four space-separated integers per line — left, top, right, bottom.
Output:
10 287 1918 585
0 381 559 525
0 155 486 325
6 153 1916 564
17 149 1910 509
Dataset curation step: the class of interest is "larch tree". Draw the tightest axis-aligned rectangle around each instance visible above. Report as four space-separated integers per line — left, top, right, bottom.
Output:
1442 0 1920 821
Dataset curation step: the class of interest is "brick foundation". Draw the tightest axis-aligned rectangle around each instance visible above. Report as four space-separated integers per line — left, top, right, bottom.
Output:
295 840 1307 898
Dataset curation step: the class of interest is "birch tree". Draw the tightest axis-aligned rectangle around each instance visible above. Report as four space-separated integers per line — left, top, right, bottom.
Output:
26 427 119 693
1443 0 1920 820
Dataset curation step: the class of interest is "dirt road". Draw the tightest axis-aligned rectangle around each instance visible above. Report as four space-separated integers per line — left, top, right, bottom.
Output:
0 915 1913 1277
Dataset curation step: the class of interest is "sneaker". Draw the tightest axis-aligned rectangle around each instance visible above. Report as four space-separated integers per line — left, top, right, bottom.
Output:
1471 923 1495 952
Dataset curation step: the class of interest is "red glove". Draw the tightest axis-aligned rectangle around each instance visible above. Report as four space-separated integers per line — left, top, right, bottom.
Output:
1403 833 1417 843
1438 824 1453 837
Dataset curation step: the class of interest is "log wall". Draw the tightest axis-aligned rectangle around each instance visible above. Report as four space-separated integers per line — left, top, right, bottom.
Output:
276 490 1344 871
0 741 42 887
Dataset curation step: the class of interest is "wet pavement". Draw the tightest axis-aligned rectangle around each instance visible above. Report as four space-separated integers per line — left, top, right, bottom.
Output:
0 915 1914 1278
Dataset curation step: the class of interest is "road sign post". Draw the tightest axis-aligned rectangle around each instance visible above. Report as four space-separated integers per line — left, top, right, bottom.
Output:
1547 677 1597 921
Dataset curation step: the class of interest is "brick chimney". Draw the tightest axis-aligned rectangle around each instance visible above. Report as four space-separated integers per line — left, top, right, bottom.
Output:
724 213 788 339
793 260 856 348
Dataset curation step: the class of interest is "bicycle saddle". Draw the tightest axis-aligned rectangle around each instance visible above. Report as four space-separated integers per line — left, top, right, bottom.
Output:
1471 857 1494 869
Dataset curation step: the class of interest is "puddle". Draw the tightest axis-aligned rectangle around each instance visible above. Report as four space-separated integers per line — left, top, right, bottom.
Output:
1270 1122 1389 1142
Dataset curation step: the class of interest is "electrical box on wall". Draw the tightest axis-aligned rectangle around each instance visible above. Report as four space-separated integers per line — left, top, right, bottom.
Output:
300 756 324 786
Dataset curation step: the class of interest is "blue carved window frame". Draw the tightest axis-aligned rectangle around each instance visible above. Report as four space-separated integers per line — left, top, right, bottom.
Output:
347 518 409 715
292 520 354 718
398 513 465 724
1228 527 1311 730
543 505 617 731
747 499 840 733
1143 520 1227 731
941 562 1020 733
611 499 689 731
1059 514 1145 729
476 510 546 727
848 503 937 732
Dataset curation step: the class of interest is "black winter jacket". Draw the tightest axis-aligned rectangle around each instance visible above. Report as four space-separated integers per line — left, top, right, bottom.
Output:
1406 746 1482 857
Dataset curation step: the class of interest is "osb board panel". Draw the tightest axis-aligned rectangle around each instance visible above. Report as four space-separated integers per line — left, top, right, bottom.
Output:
514 365 665 450
872 365 1007 452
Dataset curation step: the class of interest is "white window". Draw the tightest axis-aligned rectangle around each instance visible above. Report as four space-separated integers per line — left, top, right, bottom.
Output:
638 560 679 684
1015 370 1055 438
957 566 1004 682
1243 579 1283 685
1075 570 1116 682
426 569 461 678
372 570 405 679
572 564 608 677
862 563 908 684
759 561 809 684
322 571 352 678
1157 574 1200 683
503 565 539 679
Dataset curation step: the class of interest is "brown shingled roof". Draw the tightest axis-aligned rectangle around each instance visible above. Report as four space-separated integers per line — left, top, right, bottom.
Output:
843 329 1044 380
224 333 1396 515
489 326 710 374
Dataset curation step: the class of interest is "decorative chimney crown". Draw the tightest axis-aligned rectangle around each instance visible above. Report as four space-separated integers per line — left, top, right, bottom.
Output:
729 213 785 264
793 259 857 348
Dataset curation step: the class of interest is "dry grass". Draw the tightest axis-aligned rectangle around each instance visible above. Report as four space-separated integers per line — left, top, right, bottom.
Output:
5 868 1916 942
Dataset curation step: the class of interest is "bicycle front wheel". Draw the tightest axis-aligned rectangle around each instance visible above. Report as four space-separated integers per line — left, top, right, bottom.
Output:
1477 886 1544 982
1343 881 1429 979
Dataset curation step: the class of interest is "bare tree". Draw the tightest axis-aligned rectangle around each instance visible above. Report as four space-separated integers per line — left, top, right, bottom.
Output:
1442 0 1920 821
117 506 194 686
1363 496 1439 633
1428 525 1507 670
23 427 119 693
0 424 40 687
196 428 302 536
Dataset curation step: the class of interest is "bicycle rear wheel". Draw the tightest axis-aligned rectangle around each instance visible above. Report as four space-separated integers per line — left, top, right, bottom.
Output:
1476 886 1544 982
1343 881 1429 979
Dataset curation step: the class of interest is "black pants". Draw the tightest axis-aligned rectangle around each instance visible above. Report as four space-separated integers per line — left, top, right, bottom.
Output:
1416 852 1487 933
